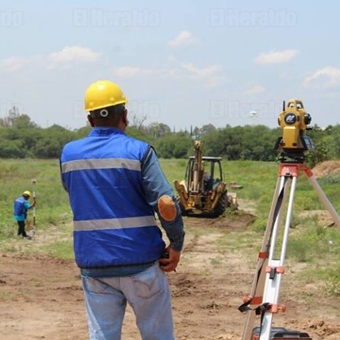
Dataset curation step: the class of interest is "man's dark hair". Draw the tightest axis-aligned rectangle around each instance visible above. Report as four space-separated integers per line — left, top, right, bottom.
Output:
90 104 126 126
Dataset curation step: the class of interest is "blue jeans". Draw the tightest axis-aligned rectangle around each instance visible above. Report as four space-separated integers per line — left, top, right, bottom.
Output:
81 262 175 340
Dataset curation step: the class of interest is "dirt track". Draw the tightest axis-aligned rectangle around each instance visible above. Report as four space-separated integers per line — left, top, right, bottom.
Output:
1 213 340 340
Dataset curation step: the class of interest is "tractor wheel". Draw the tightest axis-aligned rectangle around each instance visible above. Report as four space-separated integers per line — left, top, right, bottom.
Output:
211 191 227 217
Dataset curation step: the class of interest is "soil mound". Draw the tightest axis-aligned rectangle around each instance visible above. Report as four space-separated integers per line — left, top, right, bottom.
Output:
312 160 340 178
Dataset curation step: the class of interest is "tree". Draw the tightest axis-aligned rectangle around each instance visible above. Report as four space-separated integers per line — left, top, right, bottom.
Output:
199 124 216 138
33 126 74 158
147 123 171 138
156 133 193 159
0 137 25 158
129 113 148 130
3 106 38 129
0 107 339 161
324 125 340 159
126 126 155 145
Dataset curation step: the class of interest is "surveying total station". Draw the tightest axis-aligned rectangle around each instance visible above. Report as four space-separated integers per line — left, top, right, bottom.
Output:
239 99 340 340
274 99 313 162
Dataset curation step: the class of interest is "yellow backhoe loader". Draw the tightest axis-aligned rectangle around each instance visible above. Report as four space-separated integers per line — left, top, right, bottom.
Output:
174 141 237 217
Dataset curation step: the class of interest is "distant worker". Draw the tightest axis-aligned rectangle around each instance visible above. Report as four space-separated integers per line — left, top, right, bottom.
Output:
13 191 36 239
60 80 185 340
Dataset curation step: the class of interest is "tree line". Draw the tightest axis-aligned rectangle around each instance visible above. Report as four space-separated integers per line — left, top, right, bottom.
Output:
1 107 339 166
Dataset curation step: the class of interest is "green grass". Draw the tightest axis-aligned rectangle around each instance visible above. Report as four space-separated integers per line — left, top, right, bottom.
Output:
41 239 74 259
1 158 340 295
0 159 70 239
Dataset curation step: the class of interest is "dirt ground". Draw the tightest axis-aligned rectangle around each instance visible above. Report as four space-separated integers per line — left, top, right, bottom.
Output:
1 209 340 340
312 160 340 178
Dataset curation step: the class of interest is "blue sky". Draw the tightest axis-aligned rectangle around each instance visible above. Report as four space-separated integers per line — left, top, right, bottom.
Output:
1 1 340 131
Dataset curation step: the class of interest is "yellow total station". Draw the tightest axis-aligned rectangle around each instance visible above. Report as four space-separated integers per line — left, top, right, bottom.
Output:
277 99 312 151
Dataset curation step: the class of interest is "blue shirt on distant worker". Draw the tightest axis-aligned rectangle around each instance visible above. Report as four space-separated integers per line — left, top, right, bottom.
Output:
13 197 31 221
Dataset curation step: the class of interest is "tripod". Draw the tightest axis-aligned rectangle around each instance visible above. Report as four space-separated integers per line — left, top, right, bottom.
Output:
239 160 340 340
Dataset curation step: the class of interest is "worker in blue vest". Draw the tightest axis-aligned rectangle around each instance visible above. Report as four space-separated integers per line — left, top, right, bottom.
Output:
13 190 36 239
60 80 185 340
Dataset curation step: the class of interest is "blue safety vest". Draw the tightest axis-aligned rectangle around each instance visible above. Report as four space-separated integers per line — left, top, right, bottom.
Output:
60 128 165 269
13 196 28 219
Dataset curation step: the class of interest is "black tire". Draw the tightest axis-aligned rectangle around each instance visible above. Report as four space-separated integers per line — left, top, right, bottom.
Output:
211 191 227 217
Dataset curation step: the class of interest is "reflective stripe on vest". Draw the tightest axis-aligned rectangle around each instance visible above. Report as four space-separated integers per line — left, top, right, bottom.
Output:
61 158 141 173
73 215 157 231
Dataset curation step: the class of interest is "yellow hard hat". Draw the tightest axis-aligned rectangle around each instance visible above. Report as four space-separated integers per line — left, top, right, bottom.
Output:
23 190 31 197
84 80 128 112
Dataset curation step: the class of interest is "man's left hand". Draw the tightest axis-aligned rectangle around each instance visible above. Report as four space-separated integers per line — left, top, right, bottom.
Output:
159 246 181 272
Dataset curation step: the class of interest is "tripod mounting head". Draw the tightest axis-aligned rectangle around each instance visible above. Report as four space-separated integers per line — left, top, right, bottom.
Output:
275 99 314 162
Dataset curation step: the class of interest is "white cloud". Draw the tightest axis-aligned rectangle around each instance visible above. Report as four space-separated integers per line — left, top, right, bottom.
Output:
245 85 266 95
182 63 222 77
303 66 340 88
0 46 102 73
113 66 154 77
166 55 177 63
181 63 223 88
113 63 222 79
255 49 299 64
112 62 223 88
168 30 197 47
48 46 102 67
47 46 101 69
0 56 29 72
